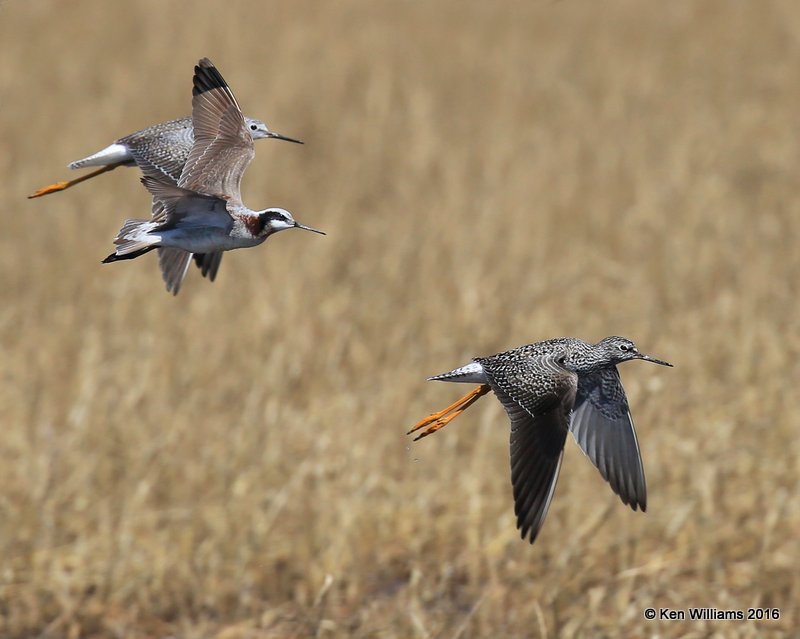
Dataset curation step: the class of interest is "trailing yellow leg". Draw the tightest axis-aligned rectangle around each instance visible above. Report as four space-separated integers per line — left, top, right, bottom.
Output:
28 163 123 199
407 384 490 441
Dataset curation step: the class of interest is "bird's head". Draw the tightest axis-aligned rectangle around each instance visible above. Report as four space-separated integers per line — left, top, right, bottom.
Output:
597 336 673 367
244 118 303 144
257 208 326 238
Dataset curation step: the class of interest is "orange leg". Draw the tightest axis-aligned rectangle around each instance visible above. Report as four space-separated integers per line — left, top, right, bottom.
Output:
28 163 123 199
407 384 490 441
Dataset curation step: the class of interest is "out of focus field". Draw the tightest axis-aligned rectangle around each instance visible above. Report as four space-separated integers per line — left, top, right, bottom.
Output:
1 1 798 637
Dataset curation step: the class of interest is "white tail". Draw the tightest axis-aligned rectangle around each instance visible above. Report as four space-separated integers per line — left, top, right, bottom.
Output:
429 362 487 384
68 143 132 170
112 218 158 256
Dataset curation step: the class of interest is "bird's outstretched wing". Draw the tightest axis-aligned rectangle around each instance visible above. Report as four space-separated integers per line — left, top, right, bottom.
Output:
570 367 647 511
193 251 224 281
157 248 193 295
479 355 577 543
141 175 232 229
155 247 224 295
178 58 254 203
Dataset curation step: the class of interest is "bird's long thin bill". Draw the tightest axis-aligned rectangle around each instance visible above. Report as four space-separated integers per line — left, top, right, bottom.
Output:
640 354 673 367
269 132 304 144
294 222 326 235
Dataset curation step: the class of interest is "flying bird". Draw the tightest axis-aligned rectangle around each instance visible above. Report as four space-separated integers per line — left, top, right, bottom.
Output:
28 117 300 199
408 336 672 544
103 58 323 294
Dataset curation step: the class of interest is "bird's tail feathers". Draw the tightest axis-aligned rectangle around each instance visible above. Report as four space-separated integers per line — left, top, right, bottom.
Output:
429 362 487 384
106 218 159 259
102 245 154 263
68 143 130 170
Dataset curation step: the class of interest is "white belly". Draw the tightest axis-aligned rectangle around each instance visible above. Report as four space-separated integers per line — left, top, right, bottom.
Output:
153 229 264 253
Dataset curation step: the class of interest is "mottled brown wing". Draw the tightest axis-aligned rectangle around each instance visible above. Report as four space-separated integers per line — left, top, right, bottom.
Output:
121 117 194 183
570 367 647 511
178 58 254 203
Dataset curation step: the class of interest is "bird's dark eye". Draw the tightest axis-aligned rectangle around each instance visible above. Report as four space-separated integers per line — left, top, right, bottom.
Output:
250 124 257 131
619 344 631 352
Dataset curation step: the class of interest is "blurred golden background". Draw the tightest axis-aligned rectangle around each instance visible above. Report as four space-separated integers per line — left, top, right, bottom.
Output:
1 1 798 637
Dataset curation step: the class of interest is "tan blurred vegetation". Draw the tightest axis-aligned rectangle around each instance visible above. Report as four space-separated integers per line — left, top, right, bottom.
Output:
1 1 798 637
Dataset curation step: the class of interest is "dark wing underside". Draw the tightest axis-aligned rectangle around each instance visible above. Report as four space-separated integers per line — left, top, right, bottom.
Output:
570 367 647 511
480 355 577 544
193 251 224 281
141 175 231 229
502 390 569 543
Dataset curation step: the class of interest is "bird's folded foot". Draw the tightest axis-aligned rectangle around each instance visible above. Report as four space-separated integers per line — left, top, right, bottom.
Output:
28 164 122 199
407 384 490 441
28 180 71 199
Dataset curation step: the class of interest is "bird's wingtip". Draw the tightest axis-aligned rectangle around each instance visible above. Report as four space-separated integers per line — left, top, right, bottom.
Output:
192 57 228 97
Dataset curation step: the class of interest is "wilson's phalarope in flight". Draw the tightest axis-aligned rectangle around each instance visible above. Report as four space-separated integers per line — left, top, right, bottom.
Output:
408 336 672 544
103 58 323 294
29 116 300 199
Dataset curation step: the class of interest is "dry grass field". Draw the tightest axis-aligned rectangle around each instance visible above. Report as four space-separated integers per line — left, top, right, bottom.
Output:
1 1 798 637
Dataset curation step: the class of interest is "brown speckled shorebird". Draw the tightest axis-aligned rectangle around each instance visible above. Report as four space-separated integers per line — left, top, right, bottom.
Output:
28 112 300 199
408 336 672 544
102 58 324 295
